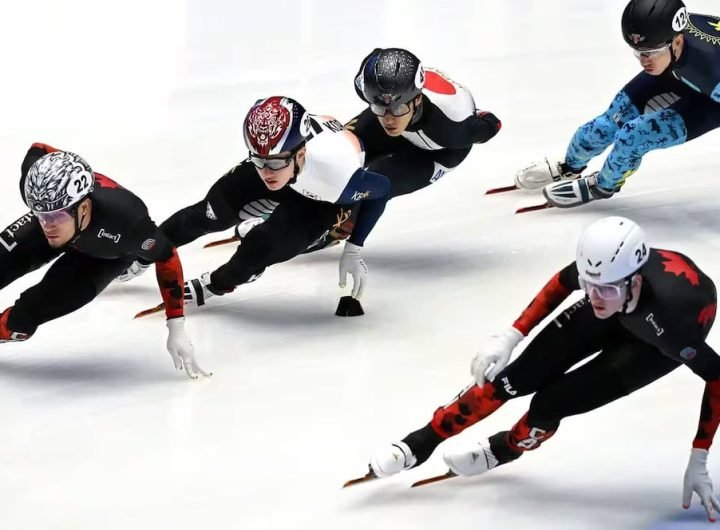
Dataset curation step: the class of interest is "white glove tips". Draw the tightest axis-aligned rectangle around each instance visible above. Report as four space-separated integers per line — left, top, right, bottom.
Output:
683 448 720 522
166 317 211 379
471 326 524 387
116 260 151 283
183 272 216 307
339 242 367 299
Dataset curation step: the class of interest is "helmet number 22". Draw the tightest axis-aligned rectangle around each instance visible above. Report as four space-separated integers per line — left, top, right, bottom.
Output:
73 175 89 194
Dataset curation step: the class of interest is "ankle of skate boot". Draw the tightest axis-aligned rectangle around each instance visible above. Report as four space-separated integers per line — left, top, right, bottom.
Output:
402 424 445 466
559 162 585 178
488 431 522 465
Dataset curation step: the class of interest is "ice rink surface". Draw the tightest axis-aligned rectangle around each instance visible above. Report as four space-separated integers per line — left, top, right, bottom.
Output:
1 0 720 528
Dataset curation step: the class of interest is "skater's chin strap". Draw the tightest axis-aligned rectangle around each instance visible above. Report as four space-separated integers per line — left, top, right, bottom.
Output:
70 198 91 244
621 278 633 314
621 271 643 314
409 97 424 128
289 143 307 185
669 33 685 69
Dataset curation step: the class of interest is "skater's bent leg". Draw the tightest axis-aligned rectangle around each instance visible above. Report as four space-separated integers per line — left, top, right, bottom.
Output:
402 300 614 465
492 340 681 462
210 199 345 291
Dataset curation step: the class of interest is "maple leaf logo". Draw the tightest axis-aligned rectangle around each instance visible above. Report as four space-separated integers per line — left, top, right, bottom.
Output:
657 250 700 286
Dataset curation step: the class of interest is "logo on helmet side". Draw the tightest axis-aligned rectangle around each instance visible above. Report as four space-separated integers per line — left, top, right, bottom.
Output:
415 64 425 89
628 33 645 45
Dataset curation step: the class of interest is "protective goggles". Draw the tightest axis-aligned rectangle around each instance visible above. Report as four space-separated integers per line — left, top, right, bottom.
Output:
578 276 627 301
631 42 671 58
34 206 76 225
370 101 413 117
248 153 295 171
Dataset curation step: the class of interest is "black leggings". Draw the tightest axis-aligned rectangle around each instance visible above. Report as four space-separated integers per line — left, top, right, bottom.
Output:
209 195 351 291
368 147 471 198
500 298 681 429
405 297 682 465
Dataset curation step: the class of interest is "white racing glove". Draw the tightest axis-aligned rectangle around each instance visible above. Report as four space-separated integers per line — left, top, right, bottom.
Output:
339 242 367 299
683 448 720 522
166 317 211 379
116 260 151 283
470 326 524 387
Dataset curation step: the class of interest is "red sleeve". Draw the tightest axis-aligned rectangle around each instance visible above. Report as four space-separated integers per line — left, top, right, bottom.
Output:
30 142 59 153
512 264 577 336
155 248 184 320
693 380 720 449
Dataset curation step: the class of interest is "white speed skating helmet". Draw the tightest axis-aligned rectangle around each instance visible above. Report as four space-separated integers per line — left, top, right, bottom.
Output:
576 216 649 284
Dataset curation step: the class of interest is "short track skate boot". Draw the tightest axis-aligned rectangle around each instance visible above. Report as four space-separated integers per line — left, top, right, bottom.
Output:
369 441 417 478
442 438 500 477
543 171 616 208
515 158 584 190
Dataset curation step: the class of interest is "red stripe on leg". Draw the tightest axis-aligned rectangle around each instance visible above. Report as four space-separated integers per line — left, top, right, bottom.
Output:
431 383 504 437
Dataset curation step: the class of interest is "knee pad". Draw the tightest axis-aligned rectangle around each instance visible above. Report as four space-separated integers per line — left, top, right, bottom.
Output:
588 114 621 144
430 382 506 437
578 90 639 148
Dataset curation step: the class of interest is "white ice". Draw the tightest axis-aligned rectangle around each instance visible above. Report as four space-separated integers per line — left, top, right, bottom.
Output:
0 0 719 528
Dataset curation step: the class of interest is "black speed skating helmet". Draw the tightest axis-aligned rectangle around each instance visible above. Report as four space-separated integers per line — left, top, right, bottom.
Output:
621 0 688 48
355 48 425 107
